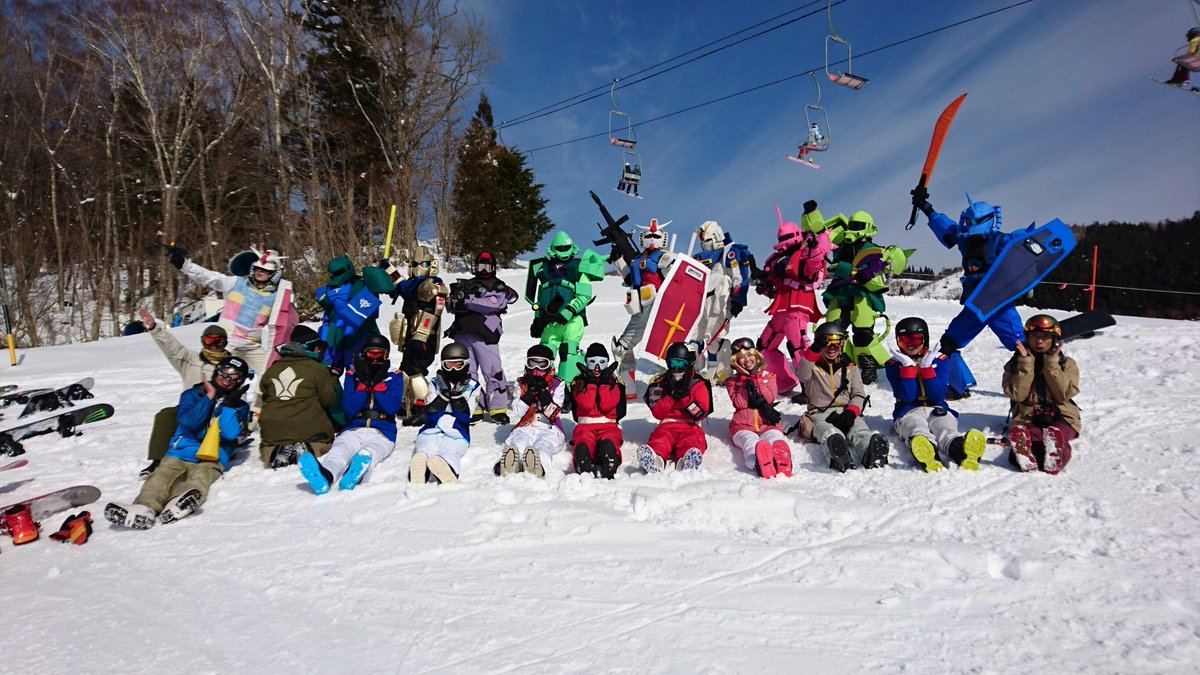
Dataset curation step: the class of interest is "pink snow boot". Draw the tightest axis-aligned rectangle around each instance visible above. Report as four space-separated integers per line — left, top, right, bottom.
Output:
772 440 793 477
754 441 777 479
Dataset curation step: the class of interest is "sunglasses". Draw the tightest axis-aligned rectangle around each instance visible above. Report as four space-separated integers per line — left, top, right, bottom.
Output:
363 348 389 361
897 334 925 349
442 359 467 371
731 337 755 354
585 356 610 370
666 357 691 370
526 357 552 370
201 334 227 347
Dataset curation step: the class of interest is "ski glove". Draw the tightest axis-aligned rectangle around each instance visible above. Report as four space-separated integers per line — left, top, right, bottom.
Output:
529 315 548 339
910 185 930 212
826 409 856 435
224 384 250 406
803 199 818 215
745 380 767 408
731 302 743 317
919 352 939 369
536 389 554 408
757 402 782 426
888 349 915 368
167 249 187 270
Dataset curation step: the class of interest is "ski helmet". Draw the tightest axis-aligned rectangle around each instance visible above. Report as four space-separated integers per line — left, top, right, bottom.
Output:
525 344 555 380
353 335 393 384
584 342 610 374
894 317 930 353
958 195 1002 238
665 342 694 374
813 322 848 349
1189 26 1200 40
213 355 250 388
474 251 497 279
639 219 667 251
697 221 725 251
327 256 356 286
730 336 763 375
841 211 879 244
1024 314 1062 346
438 342 471 384
201 324 228 350
774 205 804 251
546 231 578 262
289 324 325 358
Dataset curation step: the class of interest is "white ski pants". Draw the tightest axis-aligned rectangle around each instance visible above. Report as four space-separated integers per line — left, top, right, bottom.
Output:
894 408 961 455
505 425 566 470
319 427 395 484
413 430 470 475
732 428 787 471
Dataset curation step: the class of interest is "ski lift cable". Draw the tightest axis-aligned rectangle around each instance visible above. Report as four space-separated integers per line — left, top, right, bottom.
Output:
525 0 1039 154
498 0 844 130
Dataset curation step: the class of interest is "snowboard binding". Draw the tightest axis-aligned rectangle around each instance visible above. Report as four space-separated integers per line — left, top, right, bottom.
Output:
0 433 24 457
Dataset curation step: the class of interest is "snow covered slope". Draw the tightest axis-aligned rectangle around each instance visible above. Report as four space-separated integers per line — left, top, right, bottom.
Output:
2 269 1198 674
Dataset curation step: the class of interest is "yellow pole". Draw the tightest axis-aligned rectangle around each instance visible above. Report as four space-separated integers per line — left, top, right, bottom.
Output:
6 334 14 367
383 204 397 259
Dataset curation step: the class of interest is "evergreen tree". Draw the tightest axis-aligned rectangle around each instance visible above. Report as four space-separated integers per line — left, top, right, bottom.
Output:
450 95 553 262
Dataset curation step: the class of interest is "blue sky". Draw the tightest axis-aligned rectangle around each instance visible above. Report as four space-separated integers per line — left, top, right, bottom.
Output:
461 0 1199 271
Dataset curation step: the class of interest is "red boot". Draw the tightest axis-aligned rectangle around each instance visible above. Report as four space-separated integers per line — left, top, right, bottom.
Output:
49 511 93 545
754 441 777 479
772 440 794 477
1008 425 1038 473
2 504 40 545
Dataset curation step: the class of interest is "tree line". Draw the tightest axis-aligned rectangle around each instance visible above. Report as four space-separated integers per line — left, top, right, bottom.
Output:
0 0 558 346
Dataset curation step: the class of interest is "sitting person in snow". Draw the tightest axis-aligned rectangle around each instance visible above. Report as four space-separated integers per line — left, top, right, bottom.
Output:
410 343 483 485
793 322 889 473
496 345 567 479
568 343 626 479
136 308 232 479
637 342 712 473
298 335 403 494
258 325 339 470
884 317 987 473
105 356 251 529
1002 314 1081 475
724 337 792 479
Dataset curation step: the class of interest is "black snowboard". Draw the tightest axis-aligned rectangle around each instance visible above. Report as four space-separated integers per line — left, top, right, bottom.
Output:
18 377 95 418
0 403 115 456
1059 309 1116 342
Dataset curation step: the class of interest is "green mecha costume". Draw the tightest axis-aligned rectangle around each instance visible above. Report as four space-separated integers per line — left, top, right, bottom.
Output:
806 208 915 383
524 231 607 379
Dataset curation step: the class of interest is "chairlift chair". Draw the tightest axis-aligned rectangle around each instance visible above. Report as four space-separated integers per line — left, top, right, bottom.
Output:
608 80 638 148
1174 43 1200 71
824 1 868 90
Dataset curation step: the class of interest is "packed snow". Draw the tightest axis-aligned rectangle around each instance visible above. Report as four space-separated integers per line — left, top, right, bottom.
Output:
2 268 1199 674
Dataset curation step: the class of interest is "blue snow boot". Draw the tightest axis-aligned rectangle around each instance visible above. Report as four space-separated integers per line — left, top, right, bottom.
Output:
298 452 333 495
676 448 704 471
338 451 373 491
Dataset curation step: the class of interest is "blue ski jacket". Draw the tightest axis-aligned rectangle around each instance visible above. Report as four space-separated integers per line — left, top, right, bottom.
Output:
340 370 405 442
167 385 249 469
884 353 957 420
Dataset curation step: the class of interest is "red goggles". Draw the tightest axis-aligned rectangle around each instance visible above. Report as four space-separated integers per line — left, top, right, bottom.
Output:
363 348 389 361
897 334 925 349
201 334 227 347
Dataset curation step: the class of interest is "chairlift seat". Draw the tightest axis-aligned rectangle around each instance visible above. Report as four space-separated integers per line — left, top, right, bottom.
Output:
610 137 638 148
828 72 869 89
1173 52 1200 72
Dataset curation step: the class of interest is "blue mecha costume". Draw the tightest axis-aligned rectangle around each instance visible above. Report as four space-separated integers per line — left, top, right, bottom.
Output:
693 233 754 315
884 354 956 421
914 195 1024 397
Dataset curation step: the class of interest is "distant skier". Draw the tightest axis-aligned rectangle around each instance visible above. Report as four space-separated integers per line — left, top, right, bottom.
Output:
1164 26 1200 88
884 317 987 473
568 343 626 479
1002 315 1081 475
637 343 712 473
105 356 251 529
496 345 567 479
724 337 792 479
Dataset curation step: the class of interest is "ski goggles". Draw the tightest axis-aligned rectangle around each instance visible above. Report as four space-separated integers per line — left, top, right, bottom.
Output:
475 261 495 274
585 355 610 370
214 366 245 382
731 337 755 354
897 334 925 350
526 357 552 371
201 333 228 348
819 334 846 348
362 347 389 361
441 359 467 371
666 357 691 370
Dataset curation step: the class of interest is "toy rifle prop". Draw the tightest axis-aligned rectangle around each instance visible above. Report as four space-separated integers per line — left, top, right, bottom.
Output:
155 241 189 259
907 93 968 230
589 190 638 266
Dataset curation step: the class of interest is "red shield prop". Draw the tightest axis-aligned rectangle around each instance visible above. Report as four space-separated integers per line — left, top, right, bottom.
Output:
635 255 709 367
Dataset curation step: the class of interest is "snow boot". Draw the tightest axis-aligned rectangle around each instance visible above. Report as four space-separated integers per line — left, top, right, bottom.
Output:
139 460 160 480
522 448 545 479
754 441 777 479
1042 426 1068 475
595 440 621 480
427 456 458 485
298 452 333 495
2 503 39 544
950 430 987 471
409 452 430 484
676 448 704 471
858 355 878 385
499 447 521 477
826 435 853 473
104 502 156 530
909 436 944 473
637 444 665 474
270 442 307 469
1008 425 1039 472
490 412 510 425
159 489 203 525
573 444 597 477
863 434 890 469
772 440 793 477
49 511 92 544
338 451 372 491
